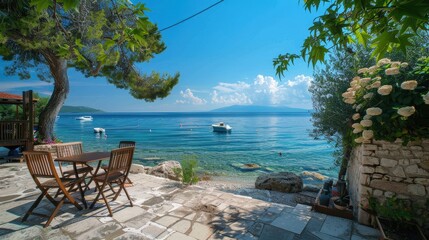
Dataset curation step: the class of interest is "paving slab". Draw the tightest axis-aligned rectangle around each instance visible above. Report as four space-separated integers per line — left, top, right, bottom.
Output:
320 216 353 240
271 212 311 234
259 224 296 240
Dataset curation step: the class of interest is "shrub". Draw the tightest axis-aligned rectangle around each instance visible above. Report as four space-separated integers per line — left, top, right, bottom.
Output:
174 156 199 185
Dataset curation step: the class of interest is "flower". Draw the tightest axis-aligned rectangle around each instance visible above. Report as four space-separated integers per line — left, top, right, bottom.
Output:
358 68 369 74
353 128 363 134
424 92 429 104
397 106 416 117
373 76 381 81
360 78 371 86
385 67 400 75
363 115 372 120
377 85 393 95
356 104 363 111
352 113 360 120
350 80 358 87
342 91 355 98
363 93 374 99
355 137 364 143
400 62 409 68
368 65 378 74
366 107 382 116
390 61 401 68
362 130 374 140
371 81 381 89
360 120 373 127
377 58 391 66
352 123 363 129
344 98 356 104
401 80 418 90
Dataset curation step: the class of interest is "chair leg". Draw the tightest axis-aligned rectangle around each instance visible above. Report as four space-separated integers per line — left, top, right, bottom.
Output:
22 191 46 222
44 197 65 228
90 181 103 209
122 186 133 207
99 187 113 217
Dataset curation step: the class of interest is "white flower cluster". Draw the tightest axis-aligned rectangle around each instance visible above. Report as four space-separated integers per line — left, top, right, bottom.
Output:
342 58 424 144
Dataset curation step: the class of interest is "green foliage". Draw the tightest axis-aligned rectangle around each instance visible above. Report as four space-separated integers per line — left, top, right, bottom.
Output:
368 196 413 223
274 0 429 75
344 58 429 144
174 156 199 185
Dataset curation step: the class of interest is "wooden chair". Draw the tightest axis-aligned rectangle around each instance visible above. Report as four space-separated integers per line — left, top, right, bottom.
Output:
90 146 135 216
101 141 136 184
22 151 84 228
56 142 93 189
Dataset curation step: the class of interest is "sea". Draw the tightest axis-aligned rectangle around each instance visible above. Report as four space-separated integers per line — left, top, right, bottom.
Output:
54 112 337 185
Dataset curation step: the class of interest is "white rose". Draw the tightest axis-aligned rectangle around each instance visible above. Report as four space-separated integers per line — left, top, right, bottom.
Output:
423 92 429 104
352 113 360 120
358 68 369 74
363 115 372 120
342 91 355 98
360 120 373 127
373 76 381 81
353 128 363 134
350 80 358 87
360 78 371 86
362 130 374 140
377 85 393 95
400 80 418 90
363 93 374 99
377 58 391 66
371 81 381 89
368 65 378 74
344 98 356 104
385 67 400 75
400 62 409 68
352 123 363 129
390 61 401 68
397 106 416 117
366 107 382 116
355 137 364 143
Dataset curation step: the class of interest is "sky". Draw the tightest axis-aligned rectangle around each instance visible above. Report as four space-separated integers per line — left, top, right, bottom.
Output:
0 0 323 112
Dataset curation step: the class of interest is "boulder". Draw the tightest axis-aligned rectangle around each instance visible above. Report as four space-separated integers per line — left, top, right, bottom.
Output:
148 161 182 181
129 164 145 174
255 172 303 193
301 171 327 181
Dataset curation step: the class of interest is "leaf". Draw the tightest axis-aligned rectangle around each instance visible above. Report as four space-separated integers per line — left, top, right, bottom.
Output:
62 0 80 11
30 0 53 12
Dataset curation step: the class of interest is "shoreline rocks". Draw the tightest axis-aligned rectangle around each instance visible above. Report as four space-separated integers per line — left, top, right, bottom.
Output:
255 172 303 193
147 160 182 181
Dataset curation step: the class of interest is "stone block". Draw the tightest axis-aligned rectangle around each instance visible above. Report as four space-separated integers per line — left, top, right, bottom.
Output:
372 174 383 179
362 150 374 156
413 151 424 158
373 189 383 197
414 178 429 185
388 150 401 158
405 164 429 177
383 143 400 150
410 159 421 164
362 166 375 174
360 186 373 195
360 174 370 185
391 166 406 178
384 191 395 197
404 178 414 184
375 166 387 174
375 150 389 157
364 144 378 151
410 146 423 151
399 159 410 166
419 161 429 171
408 184 426 196
400 150 413 157
380 158 397 167
363 157 380 166
370 180 408 194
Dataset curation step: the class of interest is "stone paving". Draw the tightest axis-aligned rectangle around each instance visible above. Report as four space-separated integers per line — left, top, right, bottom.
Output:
0 163 381 239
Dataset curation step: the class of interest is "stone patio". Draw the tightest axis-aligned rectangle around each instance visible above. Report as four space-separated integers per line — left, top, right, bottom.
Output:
0 163 381 239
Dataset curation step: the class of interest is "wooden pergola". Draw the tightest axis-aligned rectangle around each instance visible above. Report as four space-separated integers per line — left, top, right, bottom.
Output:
0 90 37 153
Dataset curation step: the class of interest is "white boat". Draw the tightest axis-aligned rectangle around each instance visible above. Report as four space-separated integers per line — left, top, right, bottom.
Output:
93 127 105 133
76 116 93 121
212 122 232 132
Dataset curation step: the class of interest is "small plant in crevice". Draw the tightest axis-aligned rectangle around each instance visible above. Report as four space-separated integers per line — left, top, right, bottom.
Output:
173 156 199 185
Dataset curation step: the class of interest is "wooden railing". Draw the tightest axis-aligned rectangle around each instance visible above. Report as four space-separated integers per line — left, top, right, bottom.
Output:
0 120 29 147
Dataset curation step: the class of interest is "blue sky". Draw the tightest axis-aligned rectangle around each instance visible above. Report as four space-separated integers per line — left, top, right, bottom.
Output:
1 0 322 112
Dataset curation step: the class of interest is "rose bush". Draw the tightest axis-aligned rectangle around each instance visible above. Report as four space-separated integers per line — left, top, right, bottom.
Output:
343 57 429 144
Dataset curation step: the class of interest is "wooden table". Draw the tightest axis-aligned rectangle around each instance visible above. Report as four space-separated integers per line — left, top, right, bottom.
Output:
56 152 110 208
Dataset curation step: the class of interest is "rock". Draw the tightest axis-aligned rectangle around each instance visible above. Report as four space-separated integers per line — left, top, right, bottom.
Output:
129 164 145 174
231 163 261 171
303 184 321 192
301 171 327 181
295 191 318 205
255 172 303 193
148 161 182 181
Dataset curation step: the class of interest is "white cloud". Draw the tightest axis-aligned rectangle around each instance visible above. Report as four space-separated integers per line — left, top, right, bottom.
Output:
211 74 313 108
176 88 207 105
1 81 52 90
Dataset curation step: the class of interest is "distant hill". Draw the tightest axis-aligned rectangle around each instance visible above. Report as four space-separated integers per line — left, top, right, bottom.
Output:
60 106 103 113
210 105 310 113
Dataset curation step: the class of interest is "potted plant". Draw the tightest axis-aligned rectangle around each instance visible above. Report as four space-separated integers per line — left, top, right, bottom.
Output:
368 196 427 240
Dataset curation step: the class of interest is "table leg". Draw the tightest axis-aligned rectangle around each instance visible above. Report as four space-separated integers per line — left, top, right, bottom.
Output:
74 163 88 209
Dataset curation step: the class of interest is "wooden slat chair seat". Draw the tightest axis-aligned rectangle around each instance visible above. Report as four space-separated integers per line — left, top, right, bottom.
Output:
22 151 84 228
90 146 135 216
101 141 136 185
56 142 93 190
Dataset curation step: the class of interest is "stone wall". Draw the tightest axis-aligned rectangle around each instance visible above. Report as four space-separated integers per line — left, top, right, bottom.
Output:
33 142 82 159
347 139 429 225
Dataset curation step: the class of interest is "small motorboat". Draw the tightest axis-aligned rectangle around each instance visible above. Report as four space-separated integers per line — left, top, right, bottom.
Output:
76 116 93 121
93 127 105 133
212 122 232 132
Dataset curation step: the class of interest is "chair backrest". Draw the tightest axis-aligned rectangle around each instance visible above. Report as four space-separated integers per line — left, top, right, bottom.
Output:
119 141 136 148
23 151 60 181
56 142 83 158
107 146 135 175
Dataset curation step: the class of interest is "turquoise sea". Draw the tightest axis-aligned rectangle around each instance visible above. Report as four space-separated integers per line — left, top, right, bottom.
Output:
54 112 337 184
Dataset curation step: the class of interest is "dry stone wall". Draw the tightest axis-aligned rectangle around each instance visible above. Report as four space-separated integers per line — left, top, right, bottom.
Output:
347 139 429 225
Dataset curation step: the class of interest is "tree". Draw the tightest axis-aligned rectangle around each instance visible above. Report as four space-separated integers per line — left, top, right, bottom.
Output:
274 0 429 76
0 0 179 141
311 34 429 179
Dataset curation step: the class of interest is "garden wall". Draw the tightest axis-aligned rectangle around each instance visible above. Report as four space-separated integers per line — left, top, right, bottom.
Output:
33 142 82 159
347 139 429 226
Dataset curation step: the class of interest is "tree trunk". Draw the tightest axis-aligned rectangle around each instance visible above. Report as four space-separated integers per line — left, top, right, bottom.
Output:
38 51 69 142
